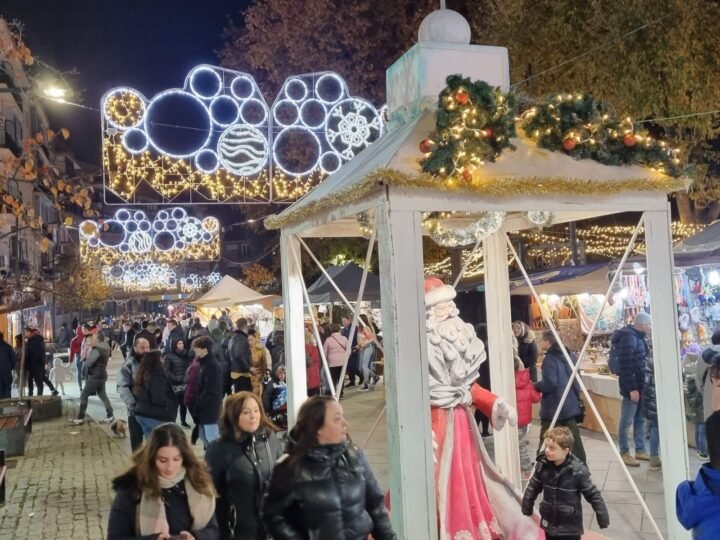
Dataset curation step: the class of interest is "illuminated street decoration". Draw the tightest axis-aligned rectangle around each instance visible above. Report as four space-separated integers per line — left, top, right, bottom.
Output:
180 272 222 293
102 260 178 292
101 66 384 204
79 207 220 265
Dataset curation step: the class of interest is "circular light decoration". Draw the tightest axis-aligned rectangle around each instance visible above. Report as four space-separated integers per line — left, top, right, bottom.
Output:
319 151 343 175
195 149 220 174
103 260 178 292
202 216 220 234
230 75 255 100
273 127 322 177
209 95 241 127
122 128 149 154
300 98 327 129
217 125 269 176
284 78 308 102
103 88 146 129
314 73 346 105
527 211 554 227
180 272 222 293
272 99 301 128
188 65 222 99
425 212 506 248
127 231 153 253
144 89 213 159
326 98 383 160
239 98 269 127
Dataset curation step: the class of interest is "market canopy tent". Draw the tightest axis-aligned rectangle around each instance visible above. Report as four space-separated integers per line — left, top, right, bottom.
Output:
673 220 720 266
192 275 275 310
509 263 612 296
306 263 382 303
268 9 686 539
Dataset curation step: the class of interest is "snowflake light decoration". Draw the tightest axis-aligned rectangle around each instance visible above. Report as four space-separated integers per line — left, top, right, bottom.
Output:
101 66 385 204
79 207 220 265
180 272 222 293
102 260 178 292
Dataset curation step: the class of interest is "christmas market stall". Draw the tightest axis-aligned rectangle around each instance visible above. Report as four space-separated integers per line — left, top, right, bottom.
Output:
266 9 688 540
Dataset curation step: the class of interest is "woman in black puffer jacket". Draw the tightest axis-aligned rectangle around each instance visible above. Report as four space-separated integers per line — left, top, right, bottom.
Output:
205 391 282 539
165 338 191 428
134 350 178 438
263 396 396 540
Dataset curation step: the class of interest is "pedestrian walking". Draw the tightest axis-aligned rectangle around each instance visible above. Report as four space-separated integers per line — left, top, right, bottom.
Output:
134 350 178 437
71 331 115 424
247 329 270 397
205 392 282 539
534 330 587 464
25 326 57 396
229 319 252 394
612 311 651 467
165 337 191 428
117 336 152 451
0 332 16 399
513 321 538 382
263 396 396 540
191 336 223 448
340 315 362 387
514 354 540 477
305 331 321 397
70 325 85 389
642 353 661 470
323 323 348 396
108 423 219 539
522 427 609 539
357 314 377 392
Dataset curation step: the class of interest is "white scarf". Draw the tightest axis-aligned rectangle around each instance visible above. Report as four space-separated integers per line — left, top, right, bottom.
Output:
137 467 215 535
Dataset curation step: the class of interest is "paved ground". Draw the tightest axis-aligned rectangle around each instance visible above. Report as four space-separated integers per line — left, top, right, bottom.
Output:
0 349 698 539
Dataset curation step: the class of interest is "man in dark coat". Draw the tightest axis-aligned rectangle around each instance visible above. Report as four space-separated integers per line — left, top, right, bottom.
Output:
613 311 651 467
190 335 223 448
0 332 16 398
229 318 252 393
164 319 185 353
72 332 114 424
117 336 151 451
25 327 58 396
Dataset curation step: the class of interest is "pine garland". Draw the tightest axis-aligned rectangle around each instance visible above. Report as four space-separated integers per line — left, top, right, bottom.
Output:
420 75 517 179
521 94 683 177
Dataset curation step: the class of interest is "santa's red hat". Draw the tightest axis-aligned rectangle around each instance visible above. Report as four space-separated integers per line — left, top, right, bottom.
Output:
424 277 456 307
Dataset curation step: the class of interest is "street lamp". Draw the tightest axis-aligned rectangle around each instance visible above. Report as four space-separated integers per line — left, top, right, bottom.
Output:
42 84 67 101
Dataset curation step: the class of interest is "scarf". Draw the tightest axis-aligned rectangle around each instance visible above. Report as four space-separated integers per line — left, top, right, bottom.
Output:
138 467 215 535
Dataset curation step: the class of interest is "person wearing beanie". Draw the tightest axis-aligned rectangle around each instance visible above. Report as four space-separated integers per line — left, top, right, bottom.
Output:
612 311 651 467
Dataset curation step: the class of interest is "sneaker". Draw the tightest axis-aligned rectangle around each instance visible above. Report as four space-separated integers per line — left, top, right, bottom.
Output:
70 418 84 425
697 451 710 461
635 451 650 461
100 416 115 424
358 385 370 392
621 452 640 467
52 390 59 396
181 422 191 429
345 382 357 388
649 456 662 471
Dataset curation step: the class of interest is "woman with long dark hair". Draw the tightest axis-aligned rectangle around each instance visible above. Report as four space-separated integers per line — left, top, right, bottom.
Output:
107 423 219 539
134 350 178 438
263 396 396 539
205 392 282 539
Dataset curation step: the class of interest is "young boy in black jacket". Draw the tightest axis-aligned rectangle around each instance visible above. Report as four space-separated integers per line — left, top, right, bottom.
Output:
522 427 609 539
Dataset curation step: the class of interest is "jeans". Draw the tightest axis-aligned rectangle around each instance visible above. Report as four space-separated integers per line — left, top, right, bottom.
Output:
199 423 219 448
696 422 708 455
128 414 144 451
618 396 646 454
27 370 45 396
135 415 167 438
75 353 84 391
647 417 660 458
360 344 375 384
347 353 362 385
518 425 532 472
174 391 187 424
78 379 114 420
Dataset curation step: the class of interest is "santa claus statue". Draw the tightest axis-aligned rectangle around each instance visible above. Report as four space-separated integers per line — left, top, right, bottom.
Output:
425 277 541 540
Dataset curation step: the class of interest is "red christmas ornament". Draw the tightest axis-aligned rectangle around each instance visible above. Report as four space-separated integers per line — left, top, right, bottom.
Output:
462 169 473 182
455 90 470 105
562 138 577 151
419 138 433 154
483 127 494 138
623 133 637 147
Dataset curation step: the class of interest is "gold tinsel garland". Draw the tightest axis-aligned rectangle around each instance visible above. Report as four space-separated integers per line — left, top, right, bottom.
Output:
265 167 690 230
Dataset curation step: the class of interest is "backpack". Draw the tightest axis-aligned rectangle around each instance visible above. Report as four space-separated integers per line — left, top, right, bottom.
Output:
608 330 622 375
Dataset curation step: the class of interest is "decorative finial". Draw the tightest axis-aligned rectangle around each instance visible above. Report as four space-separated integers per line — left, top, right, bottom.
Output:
418 8 471 45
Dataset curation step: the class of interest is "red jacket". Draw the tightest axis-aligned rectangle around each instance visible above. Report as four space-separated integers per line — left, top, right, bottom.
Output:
305 344 321 390
69 327 84 359
515 368 541 428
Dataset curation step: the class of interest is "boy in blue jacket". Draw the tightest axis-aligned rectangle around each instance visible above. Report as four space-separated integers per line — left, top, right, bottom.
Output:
677 410 720 538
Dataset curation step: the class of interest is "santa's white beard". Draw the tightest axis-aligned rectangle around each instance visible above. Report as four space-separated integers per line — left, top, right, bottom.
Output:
426 309 486 406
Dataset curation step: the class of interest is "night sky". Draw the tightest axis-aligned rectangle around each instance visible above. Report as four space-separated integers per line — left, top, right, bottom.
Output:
1 0 249 164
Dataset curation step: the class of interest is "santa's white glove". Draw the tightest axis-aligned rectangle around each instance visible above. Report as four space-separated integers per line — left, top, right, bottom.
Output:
432 429 438 464
491 399 517 431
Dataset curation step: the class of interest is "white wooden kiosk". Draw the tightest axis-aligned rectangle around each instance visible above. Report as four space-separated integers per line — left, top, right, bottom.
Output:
267 9 690 540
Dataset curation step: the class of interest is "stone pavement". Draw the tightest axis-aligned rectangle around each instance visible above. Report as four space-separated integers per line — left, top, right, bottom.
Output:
0 349 697 539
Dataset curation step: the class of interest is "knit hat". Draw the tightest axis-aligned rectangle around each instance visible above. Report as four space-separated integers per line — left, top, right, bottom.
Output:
424 277 456 307
634 312 651 326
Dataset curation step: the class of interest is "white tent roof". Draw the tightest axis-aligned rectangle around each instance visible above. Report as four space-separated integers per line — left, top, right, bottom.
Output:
192 275 275 309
